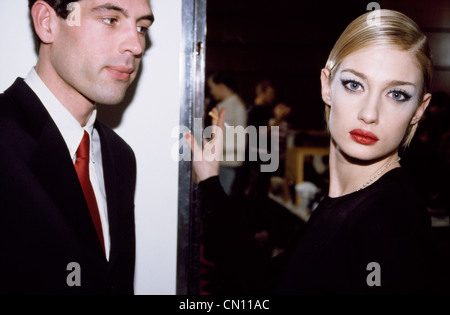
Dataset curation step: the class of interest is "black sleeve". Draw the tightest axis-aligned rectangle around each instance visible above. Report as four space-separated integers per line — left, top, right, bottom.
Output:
197 176 272 294
198 176 256 259
353 198 432 294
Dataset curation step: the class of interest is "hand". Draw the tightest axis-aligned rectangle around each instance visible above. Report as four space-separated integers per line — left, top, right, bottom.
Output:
273 103 291 121
185 108 226 184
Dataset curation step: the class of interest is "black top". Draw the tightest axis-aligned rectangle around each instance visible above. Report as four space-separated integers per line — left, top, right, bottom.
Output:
199 167 432 294
279 167 431 294
247 103 273 127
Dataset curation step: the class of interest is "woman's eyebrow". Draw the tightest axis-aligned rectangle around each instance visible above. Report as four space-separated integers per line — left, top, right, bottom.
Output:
385 80 416 87
341 68 367 80
341 68 416 87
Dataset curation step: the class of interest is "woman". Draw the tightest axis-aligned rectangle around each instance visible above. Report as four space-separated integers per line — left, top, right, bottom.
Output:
187 9 433 294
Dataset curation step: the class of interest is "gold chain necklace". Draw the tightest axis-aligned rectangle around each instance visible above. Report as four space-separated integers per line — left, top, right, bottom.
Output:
356 157 401 191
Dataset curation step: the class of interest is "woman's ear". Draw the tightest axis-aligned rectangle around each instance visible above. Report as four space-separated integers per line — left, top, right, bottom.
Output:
410 93 432 124
320 68 332 105
31 1 59 44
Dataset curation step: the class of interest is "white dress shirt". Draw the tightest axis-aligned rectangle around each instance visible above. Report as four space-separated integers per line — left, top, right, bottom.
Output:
216 94 248 167
25 68 111 261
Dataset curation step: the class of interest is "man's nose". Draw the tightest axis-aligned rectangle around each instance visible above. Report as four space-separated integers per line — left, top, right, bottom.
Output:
119 24 144 57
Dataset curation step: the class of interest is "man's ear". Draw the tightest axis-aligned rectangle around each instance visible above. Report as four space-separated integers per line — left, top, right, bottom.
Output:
320 68 332 105
410 93 432 125
31 1 59 44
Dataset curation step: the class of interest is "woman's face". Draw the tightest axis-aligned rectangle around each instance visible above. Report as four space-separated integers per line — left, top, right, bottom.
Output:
321 46 431 162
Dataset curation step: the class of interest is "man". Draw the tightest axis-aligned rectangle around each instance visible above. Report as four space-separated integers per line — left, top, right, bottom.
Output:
207 72 247 197
0 0 154 294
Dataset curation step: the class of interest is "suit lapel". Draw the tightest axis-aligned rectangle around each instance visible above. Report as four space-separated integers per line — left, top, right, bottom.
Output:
7 78 106 259
26 119 103 255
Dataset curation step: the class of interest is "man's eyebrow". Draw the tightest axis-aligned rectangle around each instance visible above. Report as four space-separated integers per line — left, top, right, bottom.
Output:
91 3 129 17
139 14 155 24
91 3 155 23
341 68 415 87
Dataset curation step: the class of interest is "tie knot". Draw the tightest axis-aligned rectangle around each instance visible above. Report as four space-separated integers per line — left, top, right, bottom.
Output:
76 130 90 160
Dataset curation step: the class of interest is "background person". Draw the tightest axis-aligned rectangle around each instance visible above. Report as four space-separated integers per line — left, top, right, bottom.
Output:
207 72 248 197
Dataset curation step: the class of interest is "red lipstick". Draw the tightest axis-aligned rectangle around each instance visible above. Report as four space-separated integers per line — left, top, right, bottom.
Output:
349 129 379 145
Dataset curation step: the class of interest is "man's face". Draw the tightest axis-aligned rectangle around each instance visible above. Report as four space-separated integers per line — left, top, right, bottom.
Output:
207 78 223 102
49 0 153 105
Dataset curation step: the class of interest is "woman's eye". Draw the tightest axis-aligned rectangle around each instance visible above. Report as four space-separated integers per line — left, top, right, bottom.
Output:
348 82 360 90
391 92 404 100
388 90 411 102
342 80 363 92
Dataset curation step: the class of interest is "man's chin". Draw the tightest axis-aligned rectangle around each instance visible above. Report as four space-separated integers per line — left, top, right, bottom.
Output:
90 89 129 106
97 97 127 106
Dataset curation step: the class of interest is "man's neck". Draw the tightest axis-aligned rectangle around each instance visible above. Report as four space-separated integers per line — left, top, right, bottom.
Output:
35 60 96 127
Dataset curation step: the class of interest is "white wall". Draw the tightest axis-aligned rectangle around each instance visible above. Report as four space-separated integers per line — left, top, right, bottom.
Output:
0 0 181 294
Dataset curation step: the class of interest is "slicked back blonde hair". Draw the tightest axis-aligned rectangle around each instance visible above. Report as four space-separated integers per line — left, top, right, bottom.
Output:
323 9 433 148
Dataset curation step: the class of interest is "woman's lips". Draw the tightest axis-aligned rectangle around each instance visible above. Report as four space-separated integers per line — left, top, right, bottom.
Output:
349 129 379 145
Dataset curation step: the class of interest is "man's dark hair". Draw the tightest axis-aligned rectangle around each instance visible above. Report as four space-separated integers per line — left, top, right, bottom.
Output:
28 0 77 19
210 72 239 93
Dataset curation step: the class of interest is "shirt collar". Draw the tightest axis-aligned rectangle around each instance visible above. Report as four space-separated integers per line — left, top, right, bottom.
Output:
24 67 97 159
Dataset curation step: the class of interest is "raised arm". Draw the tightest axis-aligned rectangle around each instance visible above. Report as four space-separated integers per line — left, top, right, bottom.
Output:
185 107 225 183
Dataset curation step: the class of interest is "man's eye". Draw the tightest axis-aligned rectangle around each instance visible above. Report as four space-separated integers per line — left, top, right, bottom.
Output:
137 26 149 35
102 18 118 26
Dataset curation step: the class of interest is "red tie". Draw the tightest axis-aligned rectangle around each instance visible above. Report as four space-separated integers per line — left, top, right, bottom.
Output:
75 130 105 255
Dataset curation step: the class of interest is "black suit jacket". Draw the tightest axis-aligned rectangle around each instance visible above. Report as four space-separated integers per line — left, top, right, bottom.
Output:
0 78 137 294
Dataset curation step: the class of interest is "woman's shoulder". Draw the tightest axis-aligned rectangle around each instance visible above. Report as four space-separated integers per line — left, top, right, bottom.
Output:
347 167 430 232
369 167 425 208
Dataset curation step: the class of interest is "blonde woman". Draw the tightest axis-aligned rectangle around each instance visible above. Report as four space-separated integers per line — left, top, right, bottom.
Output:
188 9 434 294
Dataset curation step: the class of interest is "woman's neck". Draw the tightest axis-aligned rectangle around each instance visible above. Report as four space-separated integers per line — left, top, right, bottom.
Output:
328 140 400 198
